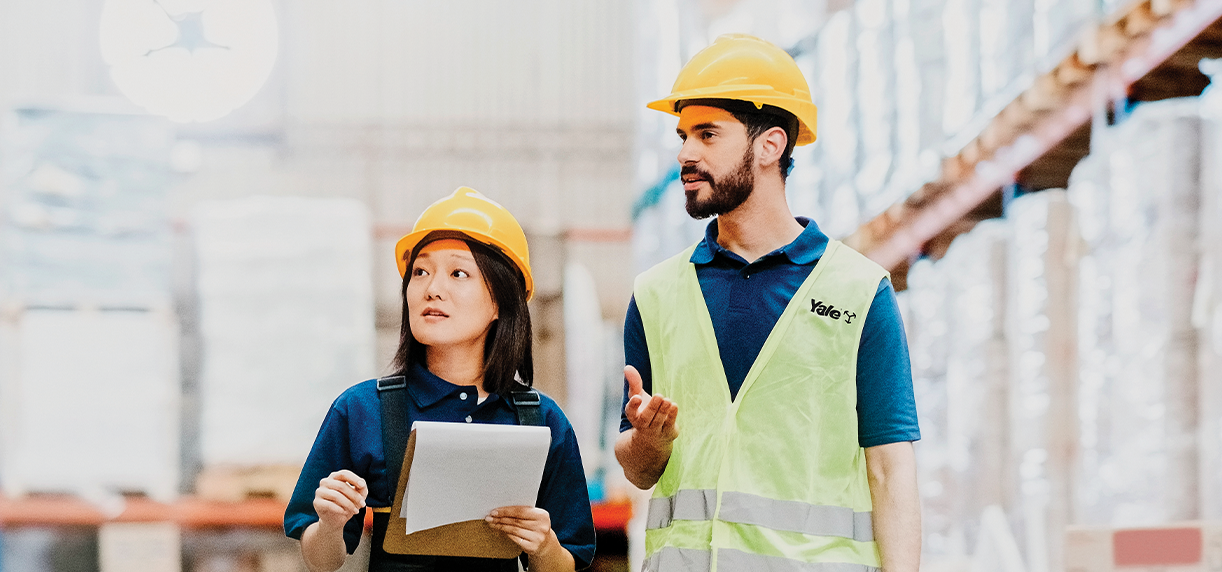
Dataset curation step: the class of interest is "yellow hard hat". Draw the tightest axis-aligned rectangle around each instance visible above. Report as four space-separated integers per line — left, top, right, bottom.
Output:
395 187 534 301
648 33 818 145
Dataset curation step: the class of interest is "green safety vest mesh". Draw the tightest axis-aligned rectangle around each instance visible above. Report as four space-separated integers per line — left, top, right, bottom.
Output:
634 240 888 572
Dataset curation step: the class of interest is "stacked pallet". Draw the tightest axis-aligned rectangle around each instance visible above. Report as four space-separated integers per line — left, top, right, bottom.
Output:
1070 99 1203 526
191 196 376 501
1197 84 1222 520
1005 189 1079 572
0 106 179 501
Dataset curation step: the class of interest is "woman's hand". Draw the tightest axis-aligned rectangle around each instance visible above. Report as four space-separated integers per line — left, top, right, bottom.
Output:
312 470 367 532
485 506 556 554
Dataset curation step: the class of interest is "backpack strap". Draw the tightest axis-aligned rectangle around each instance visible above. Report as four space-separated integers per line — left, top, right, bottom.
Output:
511 388 543 426
375 375 410 487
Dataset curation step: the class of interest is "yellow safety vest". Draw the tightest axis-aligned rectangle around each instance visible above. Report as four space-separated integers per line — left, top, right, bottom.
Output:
634 239 887 572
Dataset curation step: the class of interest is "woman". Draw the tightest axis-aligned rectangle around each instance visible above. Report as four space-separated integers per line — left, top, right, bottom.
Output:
284 187 596 572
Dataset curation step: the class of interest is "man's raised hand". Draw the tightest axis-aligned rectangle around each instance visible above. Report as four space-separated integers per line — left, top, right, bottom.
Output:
623 365 679 446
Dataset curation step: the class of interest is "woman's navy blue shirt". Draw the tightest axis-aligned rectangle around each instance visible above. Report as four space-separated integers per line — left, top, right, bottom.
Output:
284 363 596 569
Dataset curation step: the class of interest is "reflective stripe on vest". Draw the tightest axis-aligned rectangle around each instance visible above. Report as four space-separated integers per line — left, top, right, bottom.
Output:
647 491 874 542
642 548 883 572
646 489 717 529
634 239 889 571
717 550 882 572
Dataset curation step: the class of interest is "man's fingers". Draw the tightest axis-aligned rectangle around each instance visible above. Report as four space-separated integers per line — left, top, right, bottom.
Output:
625 365 645 397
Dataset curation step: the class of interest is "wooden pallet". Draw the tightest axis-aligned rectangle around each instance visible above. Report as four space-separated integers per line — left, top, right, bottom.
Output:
195 465 302 503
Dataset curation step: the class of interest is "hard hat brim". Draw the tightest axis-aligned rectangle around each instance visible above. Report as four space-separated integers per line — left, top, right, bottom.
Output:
395 229 535 302
648 88 817 146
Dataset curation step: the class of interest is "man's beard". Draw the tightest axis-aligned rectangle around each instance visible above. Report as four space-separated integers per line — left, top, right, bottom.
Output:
683 146 755 220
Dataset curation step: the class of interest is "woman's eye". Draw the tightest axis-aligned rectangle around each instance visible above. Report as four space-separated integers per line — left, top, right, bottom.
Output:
453 269 469 278
412 268 428 277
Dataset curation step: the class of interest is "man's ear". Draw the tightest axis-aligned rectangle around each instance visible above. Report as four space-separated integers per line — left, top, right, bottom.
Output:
756 126 788 170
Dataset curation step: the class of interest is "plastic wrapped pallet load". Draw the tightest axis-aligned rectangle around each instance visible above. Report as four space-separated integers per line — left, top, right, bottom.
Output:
0 307 180 501
939 220 1011 556
1196 84 1222 519
192 196 376 488
1006 189 1077 572
1070 99 1202 526
899 258 957 560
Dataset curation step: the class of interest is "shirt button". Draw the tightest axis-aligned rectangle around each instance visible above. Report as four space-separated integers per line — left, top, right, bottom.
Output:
460 392 468 400
465 416 473 423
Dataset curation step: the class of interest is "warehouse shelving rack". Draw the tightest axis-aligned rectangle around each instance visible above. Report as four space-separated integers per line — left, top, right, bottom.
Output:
844 0 1222 282
0 494 633 532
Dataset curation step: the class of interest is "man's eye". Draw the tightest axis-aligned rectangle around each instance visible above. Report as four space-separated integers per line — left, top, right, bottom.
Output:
701 131 715 140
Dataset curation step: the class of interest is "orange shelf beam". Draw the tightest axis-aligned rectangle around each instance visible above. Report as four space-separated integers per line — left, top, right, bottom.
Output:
0 495 632 533
0 495 287 528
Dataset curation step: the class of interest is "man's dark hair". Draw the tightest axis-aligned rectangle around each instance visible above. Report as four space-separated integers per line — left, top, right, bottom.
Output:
391 232 534 395
678 98 797 180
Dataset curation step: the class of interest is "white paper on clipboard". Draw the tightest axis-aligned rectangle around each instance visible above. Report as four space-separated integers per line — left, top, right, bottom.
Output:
399 421 551 534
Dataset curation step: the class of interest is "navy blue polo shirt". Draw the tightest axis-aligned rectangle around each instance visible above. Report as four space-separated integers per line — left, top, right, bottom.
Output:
285 363 596 569
621 217 921 448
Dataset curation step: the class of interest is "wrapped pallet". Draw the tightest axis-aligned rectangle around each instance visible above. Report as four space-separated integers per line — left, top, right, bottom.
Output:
813 10 863 239
1006 189 1077 572
1070 99 1202 527
192 196 376 488
0 106 179 500
900 259 958 560
1033 0 1095 71
942 0 981 139
855 0 898 214
1196 86 1222 520
940 221 1011 553
0 307 180 500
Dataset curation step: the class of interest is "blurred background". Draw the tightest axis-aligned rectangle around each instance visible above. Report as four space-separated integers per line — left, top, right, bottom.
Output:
0 0 1220 571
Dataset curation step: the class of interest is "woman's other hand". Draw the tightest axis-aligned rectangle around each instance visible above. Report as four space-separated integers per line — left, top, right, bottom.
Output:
312 470 367 531
486 506 555 554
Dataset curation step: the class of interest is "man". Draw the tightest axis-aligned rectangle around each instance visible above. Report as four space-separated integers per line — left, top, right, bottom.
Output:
615 34 921 572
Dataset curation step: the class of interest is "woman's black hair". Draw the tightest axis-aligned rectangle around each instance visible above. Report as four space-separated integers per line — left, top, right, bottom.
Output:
390 231 534 395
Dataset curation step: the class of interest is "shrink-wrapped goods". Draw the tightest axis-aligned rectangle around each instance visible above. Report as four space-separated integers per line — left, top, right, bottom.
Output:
0 308 180 500
193 196 376 467
889 0 938 198
1033 0 1095 70
855 0 898 216
1196 87 1222 519
940 221 1011 551
1006 189 1077 572
0 106 179 500
942 0 981 141
980 0 1033 103
0 107 174 307
1071 99 1202 526
911 0 947 158
815 10 862 239
901 259 958 558
563 262 606 480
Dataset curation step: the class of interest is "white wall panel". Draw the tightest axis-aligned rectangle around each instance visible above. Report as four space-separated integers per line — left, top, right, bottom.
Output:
286 0 634 126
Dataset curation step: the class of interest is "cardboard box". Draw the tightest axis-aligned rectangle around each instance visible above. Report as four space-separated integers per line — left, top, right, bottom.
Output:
99 522 181 572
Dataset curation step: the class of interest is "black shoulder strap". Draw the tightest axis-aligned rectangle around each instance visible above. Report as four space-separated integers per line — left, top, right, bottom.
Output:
375 376 409 484
511 388 543 426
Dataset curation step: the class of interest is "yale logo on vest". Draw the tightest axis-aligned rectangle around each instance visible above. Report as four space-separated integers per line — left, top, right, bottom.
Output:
810 300 856 324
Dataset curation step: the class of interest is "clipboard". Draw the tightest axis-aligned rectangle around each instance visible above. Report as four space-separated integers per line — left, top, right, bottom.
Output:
383 429 522 558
